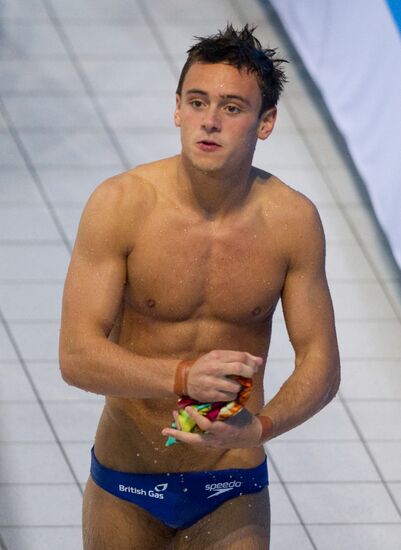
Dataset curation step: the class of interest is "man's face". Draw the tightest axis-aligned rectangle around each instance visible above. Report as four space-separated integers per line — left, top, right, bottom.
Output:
175 62 276 174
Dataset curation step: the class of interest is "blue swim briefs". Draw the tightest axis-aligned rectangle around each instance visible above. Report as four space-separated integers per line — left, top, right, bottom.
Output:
90 447 269 530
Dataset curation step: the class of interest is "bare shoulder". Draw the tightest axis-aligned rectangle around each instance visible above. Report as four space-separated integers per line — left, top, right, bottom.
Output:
255 169 323 234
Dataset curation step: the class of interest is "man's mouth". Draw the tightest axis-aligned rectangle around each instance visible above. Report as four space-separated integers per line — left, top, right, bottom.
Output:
197 140 222 151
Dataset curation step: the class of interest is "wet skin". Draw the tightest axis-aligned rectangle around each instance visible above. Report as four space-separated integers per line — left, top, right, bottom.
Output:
60 62 339 548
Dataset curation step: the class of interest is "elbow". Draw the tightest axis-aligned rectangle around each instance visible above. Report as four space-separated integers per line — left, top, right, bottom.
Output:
59 345 85 389
326 361 341 404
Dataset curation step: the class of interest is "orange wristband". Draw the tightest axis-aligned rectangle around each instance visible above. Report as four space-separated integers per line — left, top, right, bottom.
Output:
255 414 274 443
174 359 196 396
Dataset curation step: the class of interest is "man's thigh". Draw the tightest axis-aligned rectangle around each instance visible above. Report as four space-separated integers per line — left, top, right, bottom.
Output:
173 486 270 550
82 476 175 550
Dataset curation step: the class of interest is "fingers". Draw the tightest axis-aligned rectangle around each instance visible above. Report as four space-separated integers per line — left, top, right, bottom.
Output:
212 350 264 378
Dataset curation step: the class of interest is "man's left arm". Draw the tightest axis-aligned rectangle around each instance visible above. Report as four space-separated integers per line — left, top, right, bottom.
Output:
257 198 341 442
162 199 340 447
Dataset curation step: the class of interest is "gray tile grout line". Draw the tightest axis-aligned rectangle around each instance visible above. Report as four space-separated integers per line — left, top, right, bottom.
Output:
257 0 401 522
41 0 132 172
0 306 84 499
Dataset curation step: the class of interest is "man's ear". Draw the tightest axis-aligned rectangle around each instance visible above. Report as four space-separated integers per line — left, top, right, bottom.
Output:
257 107 277 140
174 94 182 127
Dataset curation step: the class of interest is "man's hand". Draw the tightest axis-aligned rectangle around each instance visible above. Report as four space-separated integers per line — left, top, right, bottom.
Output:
161 406 263 449
185 350 263 402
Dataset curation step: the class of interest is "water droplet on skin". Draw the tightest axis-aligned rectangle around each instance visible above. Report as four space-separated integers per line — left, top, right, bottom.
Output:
154 460 158 464
207 531 211 535
184 535 189 540
248 504 252 508
183 488 188 492
136 453 140 457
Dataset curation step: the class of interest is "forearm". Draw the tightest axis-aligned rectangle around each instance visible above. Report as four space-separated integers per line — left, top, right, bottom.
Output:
259 355 340 441
59 336 179 399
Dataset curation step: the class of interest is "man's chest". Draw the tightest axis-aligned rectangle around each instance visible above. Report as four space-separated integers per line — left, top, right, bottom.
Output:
124 207 287 324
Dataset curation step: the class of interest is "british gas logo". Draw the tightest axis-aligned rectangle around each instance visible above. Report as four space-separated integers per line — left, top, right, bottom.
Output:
204 480 242 498
119 483 168 499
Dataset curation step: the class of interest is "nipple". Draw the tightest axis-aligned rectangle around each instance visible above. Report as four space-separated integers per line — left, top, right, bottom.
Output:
252 306 261 316
146 299 156 308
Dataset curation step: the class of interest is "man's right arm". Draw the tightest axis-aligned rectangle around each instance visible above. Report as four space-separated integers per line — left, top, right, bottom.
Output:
59 176 179 398
59 177 259 400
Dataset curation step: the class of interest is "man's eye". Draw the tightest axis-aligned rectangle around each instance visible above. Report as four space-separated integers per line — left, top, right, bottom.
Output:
190 100 204 108
226 105 241 114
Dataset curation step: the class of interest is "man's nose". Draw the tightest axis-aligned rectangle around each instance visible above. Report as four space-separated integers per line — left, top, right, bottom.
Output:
201 107 221 132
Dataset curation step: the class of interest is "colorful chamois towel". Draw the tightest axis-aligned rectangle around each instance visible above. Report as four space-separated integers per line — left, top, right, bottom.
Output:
165 376 252 447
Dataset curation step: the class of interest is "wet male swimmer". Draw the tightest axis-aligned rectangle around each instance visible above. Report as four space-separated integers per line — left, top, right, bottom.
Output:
59 25 340 550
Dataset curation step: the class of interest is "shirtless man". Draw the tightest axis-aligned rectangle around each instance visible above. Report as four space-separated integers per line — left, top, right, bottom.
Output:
59 25 340 549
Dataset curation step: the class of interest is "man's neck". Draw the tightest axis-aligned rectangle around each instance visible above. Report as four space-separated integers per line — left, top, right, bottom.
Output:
175 154 253 220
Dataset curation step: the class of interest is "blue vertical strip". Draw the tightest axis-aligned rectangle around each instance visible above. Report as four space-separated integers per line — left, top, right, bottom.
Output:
386 0 401 36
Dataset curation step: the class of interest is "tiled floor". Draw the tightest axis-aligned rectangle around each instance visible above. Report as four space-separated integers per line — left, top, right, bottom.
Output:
0 1 400 549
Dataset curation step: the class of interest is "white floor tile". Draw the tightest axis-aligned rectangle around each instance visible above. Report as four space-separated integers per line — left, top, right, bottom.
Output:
324 165 368 205
0 168 43 205
0 282 63 320
0 362 36 401
272 166 336 206
0 325 19 361
347 401 401 441
305 130 346 168
284 93 330 132
0 402 54 442
54 205 84 242
116 130 180 166
253 130 317 169
0 244 70 281
80 59 177 94
0 0 50 21
277 400 359 442
336 320 401 359
97 94 176 130
330 281 397 320
0 485 82 526
19 130 122 167
0 205 61 241
63 442 93 484
388 483 401 510
288 483 400 524
270 525 314 550
269 483 300 525
3 95 103 130
0 23 67 59
63 23 162 58
26 362 102 402
0 60 85 93
384 280 401 317
309 524 401 550
326 242 376 280
0 131 25 167
50 0 146 23
340 361 401 399
45 401 104 442
269 441 379 482
345 205 401 281
1 527 83 550
149 0 242 24
317 205 356 243
367 441 401 481
8 321 59 361
0 442 74 483
36 166 122 205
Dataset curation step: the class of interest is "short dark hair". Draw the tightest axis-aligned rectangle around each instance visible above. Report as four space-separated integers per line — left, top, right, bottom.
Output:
176 24 288 115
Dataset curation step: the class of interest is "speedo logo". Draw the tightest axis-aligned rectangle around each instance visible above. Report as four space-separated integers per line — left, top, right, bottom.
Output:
205 480 242 498
119 483 168 500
